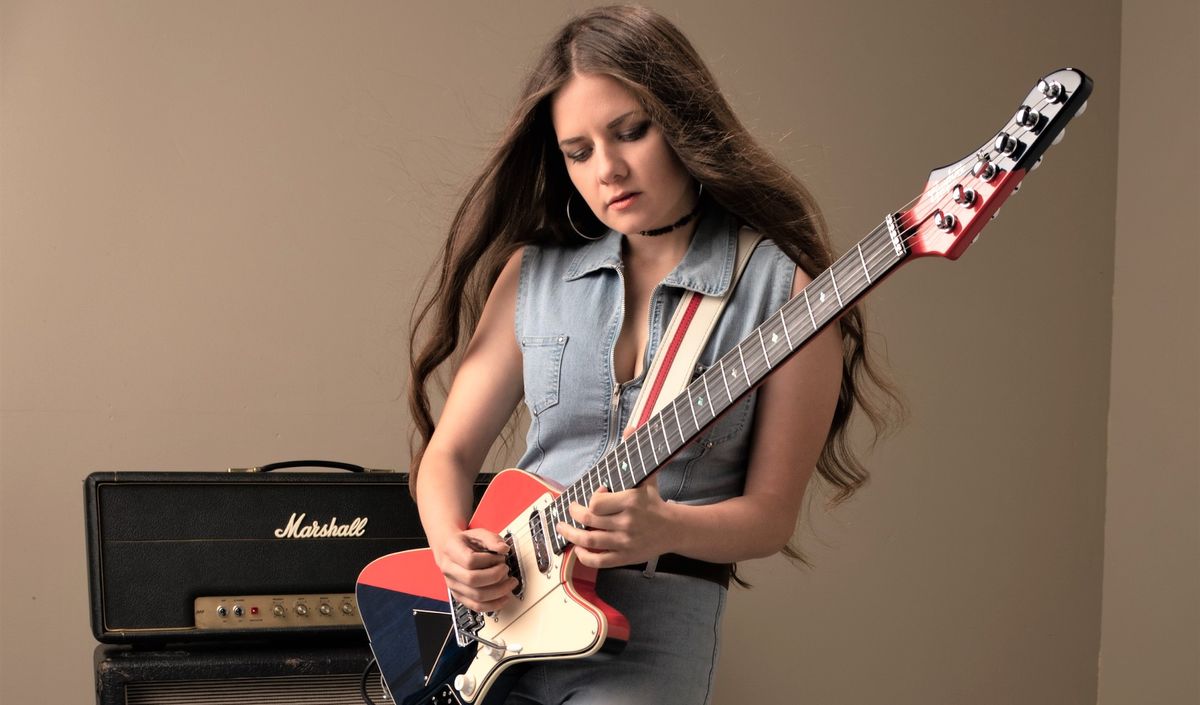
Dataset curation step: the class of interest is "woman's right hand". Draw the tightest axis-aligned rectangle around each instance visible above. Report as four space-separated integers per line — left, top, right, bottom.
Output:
431 528 518 613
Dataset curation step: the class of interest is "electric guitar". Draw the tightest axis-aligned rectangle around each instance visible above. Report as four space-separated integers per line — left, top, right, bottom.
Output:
356 67 1093 704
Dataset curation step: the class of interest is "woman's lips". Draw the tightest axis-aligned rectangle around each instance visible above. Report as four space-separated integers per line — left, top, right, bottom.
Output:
607 192 640 211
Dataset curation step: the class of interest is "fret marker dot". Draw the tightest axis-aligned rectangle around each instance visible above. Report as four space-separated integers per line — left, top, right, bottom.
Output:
620 462 629 472
819 291 827 302
696 396 705 407
771 332 779 344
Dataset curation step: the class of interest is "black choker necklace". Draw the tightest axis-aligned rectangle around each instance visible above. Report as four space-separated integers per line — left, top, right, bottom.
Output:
638 200 703 237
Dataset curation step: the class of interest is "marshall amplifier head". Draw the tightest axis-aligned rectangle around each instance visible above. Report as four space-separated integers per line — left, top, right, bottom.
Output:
84 461 489 644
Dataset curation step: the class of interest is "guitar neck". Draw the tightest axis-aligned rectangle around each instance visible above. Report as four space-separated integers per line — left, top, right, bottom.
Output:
548 217 910 547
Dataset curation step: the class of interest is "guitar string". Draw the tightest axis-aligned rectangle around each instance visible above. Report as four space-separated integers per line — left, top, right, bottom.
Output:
534 92 1060 549
556 91 1062 515
542 96 1059 548
486 90 1065 559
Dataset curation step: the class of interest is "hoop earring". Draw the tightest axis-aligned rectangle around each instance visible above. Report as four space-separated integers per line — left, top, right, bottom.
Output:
566 194 606 241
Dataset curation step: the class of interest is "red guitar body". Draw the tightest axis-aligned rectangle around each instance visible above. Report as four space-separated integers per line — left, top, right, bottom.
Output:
357 469 629 704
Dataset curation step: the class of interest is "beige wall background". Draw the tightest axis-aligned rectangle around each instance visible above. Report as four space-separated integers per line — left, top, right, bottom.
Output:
0 1 1194 703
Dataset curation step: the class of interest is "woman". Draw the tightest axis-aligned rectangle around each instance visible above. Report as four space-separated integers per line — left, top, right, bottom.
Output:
406 6 895 703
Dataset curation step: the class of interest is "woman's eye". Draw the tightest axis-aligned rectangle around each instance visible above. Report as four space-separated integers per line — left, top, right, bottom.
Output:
618 122 651 141
566 149 591 163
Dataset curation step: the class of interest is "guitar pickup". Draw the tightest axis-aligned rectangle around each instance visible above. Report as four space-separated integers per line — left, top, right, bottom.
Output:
529 510 551 573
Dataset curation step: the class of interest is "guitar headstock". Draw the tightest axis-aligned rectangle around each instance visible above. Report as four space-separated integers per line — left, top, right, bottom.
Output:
902 68 1093 260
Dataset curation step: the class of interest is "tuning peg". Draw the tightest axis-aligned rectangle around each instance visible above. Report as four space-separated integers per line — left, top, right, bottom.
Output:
1031 157 1043 171
995 133 1019 154
972 159 999 181
1016 105 1041 128
935 211 957 231
951 184 977 206
1052 129 1066 146
991 208 1002 221
1038 78 1064 102
1076 100 1088 117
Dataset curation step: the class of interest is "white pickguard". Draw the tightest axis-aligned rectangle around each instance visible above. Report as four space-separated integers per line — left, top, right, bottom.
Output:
455 493 610 702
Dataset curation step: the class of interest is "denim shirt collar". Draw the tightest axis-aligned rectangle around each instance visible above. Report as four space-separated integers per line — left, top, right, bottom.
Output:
562 206 738 296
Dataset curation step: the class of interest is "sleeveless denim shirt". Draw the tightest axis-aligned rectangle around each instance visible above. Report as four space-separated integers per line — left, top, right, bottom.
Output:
514 206 796 505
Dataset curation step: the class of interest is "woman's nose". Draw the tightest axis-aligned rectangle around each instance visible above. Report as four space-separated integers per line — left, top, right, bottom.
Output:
595 143 627 184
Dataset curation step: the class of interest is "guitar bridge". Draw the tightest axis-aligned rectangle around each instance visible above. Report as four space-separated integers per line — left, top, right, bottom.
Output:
449 592 485 648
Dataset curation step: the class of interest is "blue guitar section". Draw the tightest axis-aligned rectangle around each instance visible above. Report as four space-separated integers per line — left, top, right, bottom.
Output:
356 583 459 701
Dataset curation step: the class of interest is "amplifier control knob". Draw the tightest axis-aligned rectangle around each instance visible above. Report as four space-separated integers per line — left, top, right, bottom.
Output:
232 605 244 618
319 603 332 616
216 605 228 618
341 603 354 615
294 603 309 617
272 605 285 617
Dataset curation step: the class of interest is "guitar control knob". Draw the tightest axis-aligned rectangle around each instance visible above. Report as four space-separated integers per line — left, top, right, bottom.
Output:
1016 105 1041 128
1038 78 1064 102
951 185 976 206
935 212 956 231
971 159 998 181
994 133 1018 154
454 674 477 697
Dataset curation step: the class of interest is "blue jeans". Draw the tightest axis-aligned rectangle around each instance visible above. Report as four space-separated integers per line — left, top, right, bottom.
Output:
503 567 727 705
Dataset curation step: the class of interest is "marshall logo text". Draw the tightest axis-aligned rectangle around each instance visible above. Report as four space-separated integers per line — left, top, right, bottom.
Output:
273 513 368 539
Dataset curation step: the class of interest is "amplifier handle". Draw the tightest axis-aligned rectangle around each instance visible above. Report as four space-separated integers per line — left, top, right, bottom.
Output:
229 460 394 474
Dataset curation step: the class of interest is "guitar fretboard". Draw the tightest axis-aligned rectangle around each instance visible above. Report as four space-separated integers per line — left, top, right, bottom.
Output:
546 217 908 551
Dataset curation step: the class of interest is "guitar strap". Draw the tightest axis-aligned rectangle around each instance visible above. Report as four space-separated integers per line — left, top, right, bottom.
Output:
625 227 763 435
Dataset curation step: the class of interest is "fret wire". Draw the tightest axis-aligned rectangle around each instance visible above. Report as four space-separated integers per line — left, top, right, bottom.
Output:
828 267 844 307
757 328 772 369
686 386 700 431
778 309 793 349
803 288 818 329
700 372 713 421
672 400 685 447
633 431 647 479
737 342 749 380
645 424 659 466
719 358 733 402
837 250 870 298
857 242 872 284
658 418 671 461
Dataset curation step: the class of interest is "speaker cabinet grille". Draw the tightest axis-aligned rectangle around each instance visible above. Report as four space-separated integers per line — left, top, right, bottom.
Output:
95 644 389 705
125 674 388 705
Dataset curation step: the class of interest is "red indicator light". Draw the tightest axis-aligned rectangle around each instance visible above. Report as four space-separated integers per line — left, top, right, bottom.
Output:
250 606 259 615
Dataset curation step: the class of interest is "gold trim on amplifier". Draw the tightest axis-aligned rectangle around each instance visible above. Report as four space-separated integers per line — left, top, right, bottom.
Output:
193 594 360 630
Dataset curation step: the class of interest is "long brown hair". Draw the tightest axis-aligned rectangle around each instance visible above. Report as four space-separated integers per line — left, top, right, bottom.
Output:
409 6 900 532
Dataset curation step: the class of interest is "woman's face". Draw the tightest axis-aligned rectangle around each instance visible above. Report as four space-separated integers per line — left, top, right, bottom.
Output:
551 72 694 236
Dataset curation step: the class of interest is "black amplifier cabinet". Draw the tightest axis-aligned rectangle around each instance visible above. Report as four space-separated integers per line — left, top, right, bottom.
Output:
94 643 387 705
84 461 489 644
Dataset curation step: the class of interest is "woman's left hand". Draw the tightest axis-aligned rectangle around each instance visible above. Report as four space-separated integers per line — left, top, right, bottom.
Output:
556 477 673 568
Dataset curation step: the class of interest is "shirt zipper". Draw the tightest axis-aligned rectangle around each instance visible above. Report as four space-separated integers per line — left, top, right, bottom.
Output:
606 263 665 462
